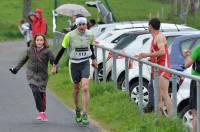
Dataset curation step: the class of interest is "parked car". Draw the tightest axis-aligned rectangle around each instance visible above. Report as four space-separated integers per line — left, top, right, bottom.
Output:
106 31 200 89
95 21 196 40
91 22 197 38
90 21 147 37
93 31 149 81
170 34 200 130
91 24 198 81
90 29 148 80
124 34 200 130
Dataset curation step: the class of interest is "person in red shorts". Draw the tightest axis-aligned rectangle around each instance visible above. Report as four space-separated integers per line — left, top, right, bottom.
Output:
137 18 172 116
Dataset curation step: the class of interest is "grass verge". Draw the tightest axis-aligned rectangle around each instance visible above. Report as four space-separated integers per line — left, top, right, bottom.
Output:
48 60 187 132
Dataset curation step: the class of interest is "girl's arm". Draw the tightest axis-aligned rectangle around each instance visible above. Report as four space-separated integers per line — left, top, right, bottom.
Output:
15 50 29 71
48 50 56 65
10 50 29 74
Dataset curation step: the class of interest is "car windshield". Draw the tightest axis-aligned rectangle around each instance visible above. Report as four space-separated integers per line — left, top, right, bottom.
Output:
191 38 200 51
166 36 180 53
111 33 130 44
113 34 138 50
180 39 194 53
113 32 146 50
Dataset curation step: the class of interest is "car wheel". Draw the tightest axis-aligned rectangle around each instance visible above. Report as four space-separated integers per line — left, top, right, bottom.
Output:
97 66 103 82
106 71 112 81
129 80 149 108
180 105 193 131
117 74 125 90
93 64 103 82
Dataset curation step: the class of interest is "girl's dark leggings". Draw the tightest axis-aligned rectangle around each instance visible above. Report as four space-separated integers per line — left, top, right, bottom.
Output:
29 84 46 112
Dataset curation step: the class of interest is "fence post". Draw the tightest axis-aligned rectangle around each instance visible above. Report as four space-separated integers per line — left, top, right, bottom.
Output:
154 67 159 114
139 61 144 114
172 74 177 116
197 81 200 132
102 49 106 82
124 57 129 92
53 32 57 49
113 52 117 88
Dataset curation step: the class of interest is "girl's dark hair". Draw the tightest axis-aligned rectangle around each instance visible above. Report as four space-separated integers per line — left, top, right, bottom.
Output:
149 18 160 30
20 19 25 24
32 34 49 48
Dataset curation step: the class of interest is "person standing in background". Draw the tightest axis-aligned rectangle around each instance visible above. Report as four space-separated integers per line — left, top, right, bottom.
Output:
184 45 200 132
29 8 47 37
18 19 32 47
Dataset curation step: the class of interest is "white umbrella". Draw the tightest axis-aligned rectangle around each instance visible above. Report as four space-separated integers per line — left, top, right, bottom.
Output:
55 4 91 17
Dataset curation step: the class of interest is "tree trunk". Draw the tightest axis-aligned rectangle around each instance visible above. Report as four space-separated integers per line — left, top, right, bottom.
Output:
180 0 190 24
23 0 32 20
190 0 199 16
172 0 178 15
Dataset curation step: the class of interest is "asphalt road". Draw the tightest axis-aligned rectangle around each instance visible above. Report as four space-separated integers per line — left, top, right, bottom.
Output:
0 41 99 132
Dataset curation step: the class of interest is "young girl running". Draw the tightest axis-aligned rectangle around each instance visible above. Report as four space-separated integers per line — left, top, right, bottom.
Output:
9 34 55 121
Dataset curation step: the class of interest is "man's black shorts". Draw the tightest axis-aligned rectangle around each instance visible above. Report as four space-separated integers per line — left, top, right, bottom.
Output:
69 60 90 84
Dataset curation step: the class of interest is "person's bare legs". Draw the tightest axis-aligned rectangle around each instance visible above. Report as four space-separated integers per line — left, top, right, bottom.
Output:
192 109 197 132
82 78 89 113
159 76 172 116
73 83 80 109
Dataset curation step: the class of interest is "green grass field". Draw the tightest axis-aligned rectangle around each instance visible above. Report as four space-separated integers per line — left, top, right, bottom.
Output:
1 0 199 41
48 59 187 132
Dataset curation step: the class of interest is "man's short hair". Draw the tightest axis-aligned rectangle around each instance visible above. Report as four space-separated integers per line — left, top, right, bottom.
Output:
75 14 84 18
149 18 160 30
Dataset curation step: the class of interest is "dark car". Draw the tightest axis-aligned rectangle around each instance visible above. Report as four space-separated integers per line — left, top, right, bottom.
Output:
169 34 200 130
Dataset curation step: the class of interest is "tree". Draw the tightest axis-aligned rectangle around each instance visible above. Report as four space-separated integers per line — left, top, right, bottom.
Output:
23 0 32 20
180 0 190 24
190 0 200 16
172 0 178 15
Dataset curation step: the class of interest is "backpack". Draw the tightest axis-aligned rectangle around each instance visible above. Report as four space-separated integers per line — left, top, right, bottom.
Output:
192 59 200 73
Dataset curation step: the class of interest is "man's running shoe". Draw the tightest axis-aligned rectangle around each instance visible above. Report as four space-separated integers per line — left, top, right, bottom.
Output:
81 113 89 125
75 109 82 123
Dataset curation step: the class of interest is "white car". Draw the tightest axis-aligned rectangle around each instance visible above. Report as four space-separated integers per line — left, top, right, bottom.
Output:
105 31 200 88
126 34 200 130
91 22 197 38
92 31 149 80
91 24 198 81
90 21 147 37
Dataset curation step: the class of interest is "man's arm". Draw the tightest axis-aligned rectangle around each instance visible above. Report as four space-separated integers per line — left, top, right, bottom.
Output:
90 35 98 69
90 45 96 60
185 56 194 68
90 34 96 59
54 47 65 65
184 48 198 68
54 33 70 64
52 34 70 74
